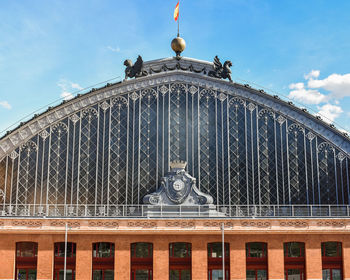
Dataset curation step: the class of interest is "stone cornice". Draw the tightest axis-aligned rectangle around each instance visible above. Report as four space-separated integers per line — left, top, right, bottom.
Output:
0 69 349 159
0 218 350 234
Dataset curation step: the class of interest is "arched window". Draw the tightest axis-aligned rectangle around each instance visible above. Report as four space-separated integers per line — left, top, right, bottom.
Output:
92 242 114 280
284 242 305 280
131 243 153 280
246 242 267 280
53 242 76 280
16 242 38 280
322 242 342 280
169 243 191 280
207 243 230 280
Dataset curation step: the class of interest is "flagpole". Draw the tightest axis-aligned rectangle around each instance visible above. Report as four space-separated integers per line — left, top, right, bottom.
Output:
177 0 180 37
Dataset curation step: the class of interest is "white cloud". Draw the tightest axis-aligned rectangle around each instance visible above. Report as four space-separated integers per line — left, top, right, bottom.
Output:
71 83 83 90
0 101 11 109
304 70 320 80
288 82 328 105
60 92 74 100
308 73 350 99
316 104 343 123
57 79 83 101
107 46 121 52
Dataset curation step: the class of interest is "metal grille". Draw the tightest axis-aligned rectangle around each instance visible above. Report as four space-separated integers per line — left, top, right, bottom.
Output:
0 82 349 217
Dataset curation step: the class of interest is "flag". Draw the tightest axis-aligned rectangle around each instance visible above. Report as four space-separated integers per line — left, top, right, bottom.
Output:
174 1 179 21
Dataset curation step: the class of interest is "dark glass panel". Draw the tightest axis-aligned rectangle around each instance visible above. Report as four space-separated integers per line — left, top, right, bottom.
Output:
93 242 114 258
132 243 152 258
322 242 341 257
170 243 191 258
246 242 266 258
284 242 305 258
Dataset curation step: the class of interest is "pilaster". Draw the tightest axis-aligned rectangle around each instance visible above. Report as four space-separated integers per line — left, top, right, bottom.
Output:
305 236 322 280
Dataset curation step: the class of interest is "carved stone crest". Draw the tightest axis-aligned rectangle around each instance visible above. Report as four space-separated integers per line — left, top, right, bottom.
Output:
124 55 148 80
208 56 233 82
143 161 213 205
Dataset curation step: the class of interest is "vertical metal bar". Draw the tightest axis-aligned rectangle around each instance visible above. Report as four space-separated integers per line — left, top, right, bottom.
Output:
33 137 40 213
126 98 130 202
340 160 344 204
286 122 291 204
221 100 225 205
315 137 321 204
226 99 231 207
9 157 15 210
156 87 159 189
198 89 201 190
192 89 195 176
244 103 249 206
64 122 70 214
64 222 68 280
107 103 112 207
70 123 76 206
162 90 165 176
131 99 135 204
15 147 21 214
256 109 261 206
250 110 255 205
310 139 315 204
168 85 171 168
303 130 309 204
280 123 285 204
215 94 219 205
333 150 339 205
138 93 141 203
186 85 188 166
95 105 100 214
46 128 52 208
346 158 350 204
3 156 8 209
274 117 279 205
76 115 82 212
101 109 106 205
221 222 225 280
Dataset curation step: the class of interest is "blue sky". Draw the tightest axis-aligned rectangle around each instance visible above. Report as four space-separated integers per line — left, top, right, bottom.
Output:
1 0 350 135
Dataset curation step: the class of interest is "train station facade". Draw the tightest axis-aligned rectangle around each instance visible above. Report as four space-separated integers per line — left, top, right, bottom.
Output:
0 54 350 280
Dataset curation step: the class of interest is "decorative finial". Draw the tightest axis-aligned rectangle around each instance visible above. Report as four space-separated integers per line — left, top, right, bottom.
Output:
171 37 186 59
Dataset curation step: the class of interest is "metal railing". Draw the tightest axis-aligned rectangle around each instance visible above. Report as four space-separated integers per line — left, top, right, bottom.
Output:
0 204 349 218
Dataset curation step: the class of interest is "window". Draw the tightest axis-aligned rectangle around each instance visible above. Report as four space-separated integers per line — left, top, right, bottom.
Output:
92 243 114 280
322 242 342 280
169 243 191 280
93 242 114 258
131 243 153 280
208 243 230 280
246 243 267 280
284 243 305 280
53 242 76 280
16 242 38 280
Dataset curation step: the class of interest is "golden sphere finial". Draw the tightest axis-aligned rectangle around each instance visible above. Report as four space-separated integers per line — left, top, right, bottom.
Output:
171 37 186 58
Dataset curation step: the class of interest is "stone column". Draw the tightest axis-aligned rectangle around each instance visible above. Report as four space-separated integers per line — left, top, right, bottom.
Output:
75 236 92 280
305 236 322 280
0 235 15 280
153 236 169 280
192 236 207 280
229 235 246 280
37 235 54 280
267 237 284 280
115 237 130 280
